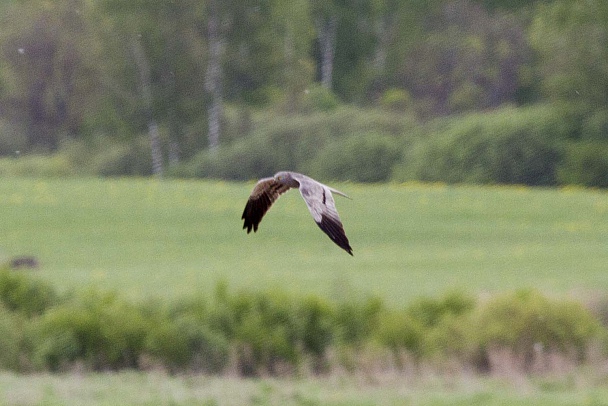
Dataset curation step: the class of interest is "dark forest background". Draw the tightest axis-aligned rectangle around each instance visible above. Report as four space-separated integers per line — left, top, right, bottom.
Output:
1 0 607 186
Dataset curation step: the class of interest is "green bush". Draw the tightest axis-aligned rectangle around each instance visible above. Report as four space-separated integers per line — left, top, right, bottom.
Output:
0 136 155 178
375 292 475 360
206 288 297 374
204 287 384 375
145 313 229 373
392 104 575 186
301 84 340 112
405 291 475 328
210 289 303 375
0 155 75 177
375 290 603 370
581 109 608 141
175 107 417 181
234 308 299 375
380 88 412 111
307 133 402 182
557 141 608 187
410 292 477 359
296 296 335 360
333 297 383 345
0 269 604 376
28 314 81 371
90 137 153 177
0 269 58 316
182 137 284 181
30 290 151 370
375 311 425 359
424 312 479 362
475 290 602 367
209 286 391 374
0 305 24 370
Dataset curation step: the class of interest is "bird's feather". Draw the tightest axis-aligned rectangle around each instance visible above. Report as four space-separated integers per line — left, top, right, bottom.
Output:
241 178 292 233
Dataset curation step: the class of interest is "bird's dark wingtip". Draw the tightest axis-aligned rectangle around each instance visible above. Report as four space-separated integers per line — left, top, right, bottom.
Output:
242 220 252 234
318 215 353 256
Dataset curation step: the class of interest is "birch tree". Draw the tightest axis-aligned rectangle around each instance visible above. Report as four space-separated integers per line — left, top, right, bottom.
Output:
311 1 339 90
131 36 163 177
205 0 223 152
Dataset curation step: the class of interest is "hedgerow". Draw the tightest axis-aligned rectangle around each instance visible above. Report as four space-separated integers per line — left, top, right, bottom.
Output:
391 104 574 186
474 290 602 371
169 107 417 182
3 104 607 187
0 268 605 375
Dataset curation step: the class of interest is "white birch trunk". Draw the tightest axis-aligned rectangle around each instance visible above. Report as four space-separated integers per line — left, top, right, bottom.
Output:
205 0 223 152
317 16 337 90
131 36 163 177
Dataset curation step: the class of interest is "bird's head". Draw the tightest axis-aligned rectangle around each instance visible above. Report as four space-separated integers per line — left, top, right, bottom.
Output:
274 171 299 187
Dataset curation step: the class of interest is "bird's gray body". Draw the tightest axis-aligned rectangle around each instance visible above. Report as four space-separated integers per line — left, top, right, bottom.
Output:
242 171 353 255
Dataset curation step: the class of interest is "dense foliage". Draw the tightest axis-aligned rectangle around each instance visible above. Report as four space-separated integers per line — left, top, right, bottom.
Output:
0 267 604 375
2 105 605 187
0 0 607 186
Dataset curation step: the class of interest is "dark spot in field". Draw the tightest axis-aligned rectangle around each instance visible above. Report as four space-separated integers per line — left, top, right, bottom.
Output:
9 256 40 270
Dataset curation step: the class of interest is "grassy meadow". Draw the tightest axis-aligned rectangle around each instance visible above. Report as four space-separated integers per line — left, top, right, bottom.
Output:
1 177 607 304
3 370 608 406
2 177 608 405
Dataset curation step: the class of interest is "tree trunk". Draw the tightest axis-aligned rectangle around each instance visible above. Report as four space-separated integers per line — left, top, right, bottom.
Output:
205 0 223 152
317 16 337 90
284 27 297 113
373 16 391 74
131 36 163 177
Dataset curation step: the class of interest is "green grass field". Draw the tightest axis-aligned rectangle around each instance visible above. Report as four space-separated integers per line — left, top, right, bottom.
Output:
1 177 607 305
2 370 608 406
2 177 608 405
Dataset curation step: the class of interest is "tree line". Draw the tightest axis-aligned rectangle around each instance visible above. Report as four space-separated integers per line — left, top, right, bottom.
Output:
0 0 607 183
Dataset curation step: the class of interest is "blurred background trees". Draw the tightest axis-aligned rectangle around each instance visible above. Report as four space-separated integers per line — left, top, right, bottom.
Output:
0 0 606 185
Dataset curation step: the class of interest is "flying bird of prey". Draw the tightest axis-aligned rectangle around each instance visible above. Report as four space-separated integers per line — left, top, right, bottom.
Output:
242 171 353 255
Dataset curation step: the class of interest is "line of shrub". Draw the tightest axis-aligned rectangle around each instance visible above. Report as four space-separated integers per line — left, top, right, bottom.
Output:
174 103 608 188
4 103 606 188
0 267 605 376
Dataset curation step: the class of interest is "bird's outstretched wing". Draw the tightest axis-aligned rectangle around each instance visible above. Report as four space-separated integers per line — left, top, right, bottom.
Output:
293 175 353 255
241 178 292 233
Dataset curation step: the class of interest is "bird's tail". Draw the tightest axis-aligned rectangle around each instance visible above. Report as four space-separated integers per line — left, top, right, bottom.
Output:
329 187 351 199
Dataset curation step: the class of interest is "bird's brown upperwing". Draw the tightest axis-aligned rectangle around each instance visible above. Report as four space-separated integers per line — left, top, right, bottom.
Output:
242 178 292 233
